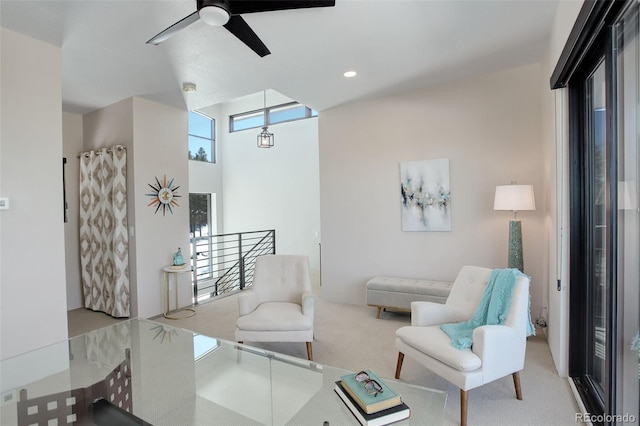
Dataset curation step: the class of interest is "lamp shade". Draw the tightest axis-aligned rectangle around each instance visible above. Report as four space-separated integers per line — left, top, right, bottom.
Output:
494 185 536 211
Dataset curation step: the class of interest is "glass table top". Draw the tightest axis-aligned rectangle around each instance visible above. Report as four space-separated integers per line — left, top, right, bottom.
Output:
1 318 446 425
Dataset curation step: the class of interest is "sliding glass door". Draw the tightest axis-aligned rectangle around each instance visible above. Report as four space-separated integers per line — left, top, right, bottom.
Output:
569 51 611 415
562 1 639 421
613 5 640 419
585 58 608 405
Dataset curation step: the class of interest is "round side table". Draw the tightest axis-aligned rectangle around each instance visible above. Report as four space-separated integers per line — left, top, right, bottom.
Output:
162 265 195 319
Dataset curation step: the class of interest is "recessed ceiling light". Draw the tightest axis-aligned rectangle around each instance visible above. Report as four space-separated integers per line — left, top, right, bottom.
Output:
343 70 357 78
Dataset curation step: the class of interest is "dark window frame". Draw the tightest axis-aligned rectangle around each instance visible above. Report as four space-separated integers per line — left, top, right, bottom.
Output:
551 0 633 420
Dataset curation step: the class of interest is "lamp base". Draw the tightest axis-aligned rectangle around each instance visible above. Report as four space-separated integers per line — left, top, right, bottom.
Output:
508 220 523 272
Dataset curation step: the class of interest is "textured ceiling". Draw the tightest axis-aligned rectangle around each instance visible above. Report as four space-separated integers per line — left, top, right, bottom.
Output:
0 0 559 114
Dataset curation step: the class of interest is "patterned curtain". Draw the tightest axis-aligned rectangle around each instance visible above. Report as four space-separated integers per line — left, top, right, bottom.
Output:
83 321 131 371
79 146 130 318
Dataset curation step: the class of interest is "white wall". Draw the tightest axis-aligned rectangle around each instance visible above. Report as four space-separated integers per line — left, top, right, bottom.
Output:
540 0 584 377
319 64 546 319
63 112 84 310
220 92 321 277
132 97 190 319
1 28 68 359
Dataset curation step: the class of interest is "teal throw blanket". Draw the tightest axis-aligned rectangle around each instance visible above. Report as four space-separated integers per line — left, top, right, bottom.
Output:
440 268 534 350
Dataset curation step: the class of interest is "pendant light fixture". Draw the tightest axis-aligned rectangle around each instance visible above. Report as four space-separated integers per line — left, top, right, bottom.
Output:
257 90 274 148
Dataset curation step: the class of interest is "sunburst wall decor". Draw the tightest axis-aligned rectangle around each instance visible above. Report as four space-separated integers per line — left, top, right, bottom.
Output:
146 175 181 216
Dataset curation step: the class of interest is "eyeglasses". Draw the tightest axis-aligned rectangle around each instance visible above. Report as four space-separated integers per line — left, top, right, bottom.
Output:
355 371 384 397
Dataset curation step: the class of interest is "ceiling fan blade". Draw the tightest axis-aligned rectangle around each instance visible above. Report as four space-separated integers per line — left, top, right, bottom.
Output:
229 0 335 15
147 11 200 45
223 15 271 57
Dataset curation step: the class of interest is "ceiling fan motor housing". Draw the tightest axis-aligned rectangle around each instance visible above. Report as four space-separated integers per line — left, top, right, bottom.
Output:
197 0 231 26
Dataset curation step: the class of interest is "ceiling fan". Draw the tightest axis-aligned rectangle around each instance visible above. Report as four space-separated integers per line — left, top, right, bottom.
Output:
147 0 336 57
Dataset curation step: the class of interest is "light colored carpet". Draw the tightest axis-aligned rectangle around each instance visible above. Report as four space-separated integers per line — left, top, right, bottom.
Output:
69 285 580 425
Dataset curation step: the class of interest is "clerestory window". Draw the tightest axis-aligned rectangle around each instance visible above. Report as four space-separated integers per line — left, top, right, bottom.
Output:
229 101 317 132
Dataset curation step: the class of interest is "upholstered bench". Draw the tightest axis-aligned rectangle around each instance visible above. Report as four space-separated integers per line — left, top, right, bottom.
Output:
366 276 453 319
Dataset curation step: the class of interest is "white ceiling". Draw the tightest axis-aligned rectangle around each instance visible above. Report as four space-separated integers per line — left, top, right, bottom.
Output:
0 0 560 115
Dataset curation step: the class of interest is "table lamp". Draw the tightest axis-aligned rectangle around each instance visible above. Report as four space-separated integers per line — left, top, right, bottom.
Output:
494 184 536 272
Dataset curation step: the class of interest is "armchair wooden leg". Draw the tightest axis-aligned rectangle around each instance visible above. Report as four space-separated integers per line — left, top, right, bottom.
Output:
460 389 468 426
395 352 404 379
512 371 523 400
306 342 313 361
376 307 382 319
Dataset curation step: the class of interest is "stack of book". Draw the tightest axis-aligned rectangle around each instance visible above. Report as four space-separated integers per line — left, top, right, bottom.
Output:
334 369 410 426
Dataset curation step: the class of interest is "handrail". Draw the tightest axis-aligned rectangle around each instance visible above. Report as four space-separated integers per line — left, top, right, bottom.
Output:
190 229 275 303
200 229 275 239
210 232 269 287
216 231 275 292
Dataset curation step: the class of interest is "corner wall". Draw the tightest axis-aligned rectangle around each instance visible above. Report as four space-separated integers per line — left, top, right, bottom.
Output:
63 112 83 310
132 98 190 319
1 28 68 359
319 64 546 318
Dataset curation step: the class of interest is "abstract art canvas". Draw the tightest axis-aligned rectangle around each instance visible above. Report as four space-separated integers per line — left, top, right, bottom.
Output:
400 159 451 231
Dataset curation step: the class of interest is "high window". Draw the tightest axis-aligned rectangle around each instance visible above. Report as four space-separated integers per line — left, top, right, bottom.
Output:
189 193 212 238
189 192 216 303
229 101 317 132
189 111 215 163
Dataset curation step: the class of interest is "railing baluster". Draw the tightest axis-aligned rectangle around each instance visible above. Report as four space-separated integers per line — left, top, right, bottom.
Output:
191 237 198 303
188 229 274 302
239 233 245 290
272 230 276 254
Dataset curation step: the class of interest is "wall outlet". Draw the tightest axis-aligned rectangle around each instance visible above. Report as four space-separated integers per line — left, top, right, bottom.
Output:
0 197 9 210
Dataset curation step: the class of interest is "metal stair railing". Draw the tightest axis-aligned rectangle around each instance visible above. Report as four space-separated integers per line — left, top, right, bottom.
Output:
190 229 275 303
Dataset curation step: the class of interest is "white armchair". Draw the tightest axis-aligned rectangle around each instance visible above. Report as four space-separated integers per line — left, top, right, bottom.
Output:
394 266 531 426
235 254 315 360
